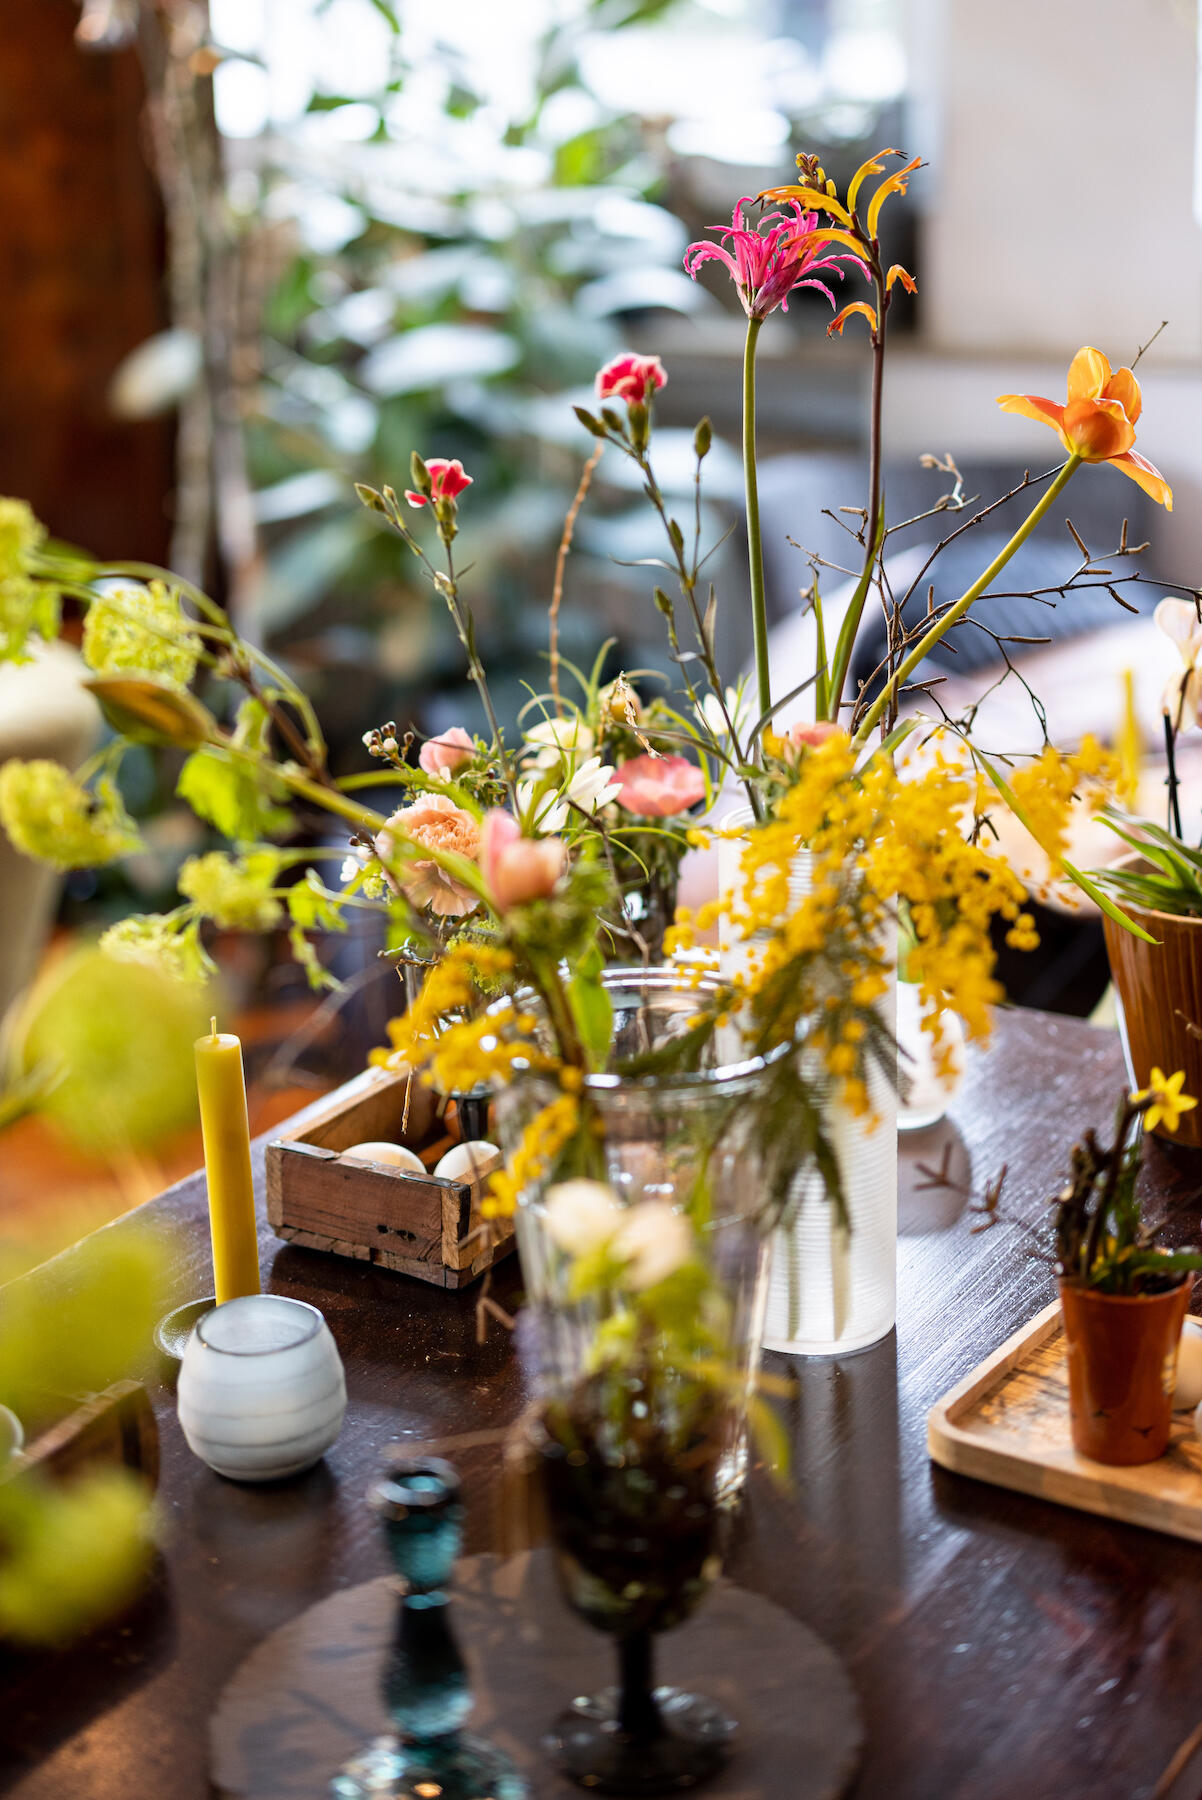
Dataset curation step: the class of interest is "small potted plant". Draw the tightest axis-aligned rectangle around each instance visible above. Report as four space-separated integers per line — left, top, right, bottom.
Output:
1055 1070 1202 1465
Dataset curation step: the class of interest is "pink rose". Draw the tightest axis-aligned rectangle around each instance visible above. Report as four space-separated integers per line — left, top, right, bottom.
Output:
380 793 481 917
613 753 706 818
419 726 474 779
787 722 840 752
595 354 667 406
405 457 473 509
481 810 566 910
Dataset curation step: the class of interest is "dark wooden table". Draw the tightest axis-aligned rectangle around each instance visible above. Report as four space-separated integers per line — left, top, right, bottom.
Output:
5 1007 1202 1800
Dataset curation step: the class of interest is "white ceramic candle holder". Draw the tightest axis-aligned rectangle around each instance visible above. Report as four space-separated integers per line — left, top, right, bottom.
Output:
177 1294 346 1482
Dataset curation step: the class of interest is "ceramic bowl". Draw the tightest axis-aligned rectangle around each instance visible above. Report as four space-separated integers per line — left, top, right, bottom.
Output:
177 1294 346 1482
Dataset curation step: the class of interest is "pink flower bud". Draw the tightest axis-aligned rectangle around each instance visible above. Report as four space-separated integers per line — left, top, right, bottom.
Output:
405 458 473 509
788 721 840 752
419 726 474 778
595 354 667 406
481 809 566 910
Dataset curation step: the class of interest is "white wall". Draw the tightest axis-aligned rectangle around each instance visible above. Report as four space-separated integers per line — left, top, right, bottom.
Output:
894 0 1202 577
909 0 1202 360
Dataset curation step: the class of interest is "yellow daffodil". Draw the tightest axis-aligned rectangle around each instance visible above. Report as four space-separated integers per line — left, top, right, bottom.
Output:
1131 1067 1198 1134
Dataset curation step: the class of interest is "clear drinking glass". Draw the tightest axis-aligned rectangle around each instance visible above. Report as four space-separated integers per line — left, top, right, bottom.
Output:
495 968 777 1795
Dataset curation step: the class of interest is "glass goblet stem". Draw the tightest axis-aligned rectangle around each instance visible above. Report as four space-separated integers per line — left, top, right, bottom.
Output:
617 1630 661 1741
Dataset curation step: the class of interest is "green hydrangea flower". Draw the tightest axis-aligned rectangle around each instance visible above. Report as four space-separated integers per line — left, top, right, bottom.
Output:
0 760 141 869
177 850 284 931
0 498 59 664
82 579 200 690
100 911 215 985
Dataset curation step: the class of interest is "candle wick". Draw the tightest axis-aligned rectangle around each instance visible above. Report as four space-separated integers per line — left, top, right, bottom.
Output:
210 1017 217 1039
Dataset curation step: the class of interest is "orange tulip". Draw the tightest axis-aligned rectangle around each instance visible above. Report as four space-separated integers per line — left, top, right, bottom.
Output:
997 347 1172 509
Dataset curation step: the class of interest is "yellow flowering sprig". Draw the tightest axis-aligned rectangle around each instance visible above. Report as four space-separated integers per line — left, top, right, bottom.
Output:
677 731 1122 1112
484 1085 581 1219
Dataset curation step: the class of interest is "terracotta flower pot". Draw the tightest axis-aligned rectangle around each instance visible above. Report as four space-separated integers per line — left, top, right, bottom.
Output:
1102 854 1202 1148
1059 1278 1189 1465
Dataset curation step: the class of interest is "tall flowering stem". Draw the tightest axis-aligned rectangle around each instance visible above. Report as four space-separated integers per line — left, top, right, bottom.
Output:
758 151 920 723
684 198 866 728
743 314 770 720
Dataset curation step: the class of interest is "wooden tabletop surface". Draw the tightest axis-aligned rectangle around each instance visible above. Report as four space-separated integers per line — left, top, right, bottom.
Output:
4 1006 1202 1800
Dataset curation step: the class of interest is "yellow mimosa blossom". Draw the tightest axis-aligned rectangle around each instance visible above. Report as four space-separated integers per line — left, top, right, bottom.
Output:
484 1090 580 1218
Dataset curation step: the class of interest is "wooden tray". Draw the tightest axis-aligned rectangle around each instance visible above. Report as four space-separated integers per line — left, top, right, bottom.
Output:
928 1300 1202 1543
266 1067 514 1289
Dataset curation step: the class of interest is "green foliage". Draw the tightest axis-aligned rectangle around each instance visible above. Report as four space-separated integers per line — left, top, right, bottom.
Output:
7 945 207 1154
0 1471 155 1648
0 761 141 871
177 701 292 843
0 497 59 664
1094 809 1202 918
566 940 613 1071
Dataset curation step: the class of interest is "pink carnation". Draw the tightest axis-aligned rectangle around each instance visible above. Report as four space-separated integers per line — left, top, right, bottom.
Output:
595 354 667 406
381 793 481 917
405 458 473 509
613 753 706 818
419 726 474 779
481 810 566 910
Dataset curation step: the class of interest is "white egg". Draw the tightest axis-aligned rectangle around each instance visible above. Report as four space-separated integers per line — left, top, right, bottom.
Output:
434 1140 501 1184
342 1141 426 1173
1175 1321 1202 1409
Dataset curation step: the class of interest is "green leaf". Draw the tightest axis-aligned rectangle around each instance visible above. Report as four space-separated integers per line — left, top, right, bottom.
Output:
84 676 217 749
978 752 1157 945
566 941 613 1072
177 744 290 845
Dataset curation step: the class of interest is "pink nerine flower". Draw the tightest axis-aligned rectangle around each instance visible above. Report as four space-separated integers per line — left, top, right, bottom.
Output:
405 458 473 509
419 726 475 779
613 753 706 818
481 809 566 909
381 793 481 917
596 354 667 406
684 200 866 322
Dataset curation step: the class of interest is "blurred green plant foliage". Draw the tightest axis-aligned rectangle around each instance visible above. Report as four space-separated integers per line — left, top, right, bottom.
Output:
5 943 209 1155
241 0 699 652
0 1230 165 1646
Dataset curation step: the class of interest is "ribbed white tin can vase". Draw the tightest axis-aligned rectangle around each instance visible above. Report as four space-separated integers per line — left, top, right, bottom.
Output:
717 812 898 1356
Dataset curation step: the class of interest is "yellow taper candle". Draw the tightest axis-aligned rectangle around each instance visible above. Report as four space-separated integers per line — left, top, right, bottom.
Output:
195 1018 261 1304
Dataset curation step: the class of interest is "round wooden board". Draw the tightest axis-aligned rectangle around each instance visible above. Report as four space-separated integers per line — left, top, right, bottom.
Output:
210 1550 863 1799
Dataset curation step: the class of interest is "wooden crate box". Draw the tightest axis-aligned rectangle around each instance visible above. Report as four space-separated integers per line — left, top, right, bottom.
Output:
266 1068 513 1290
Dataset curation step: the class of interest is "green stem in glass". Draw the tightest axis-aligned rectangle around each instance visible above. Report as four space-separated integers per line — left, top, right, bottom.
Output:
852 454 1082 747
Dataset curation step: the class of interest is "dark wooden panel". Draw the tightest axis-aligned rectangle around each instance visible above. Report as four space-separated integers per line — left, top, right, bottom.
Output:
0 0 173 559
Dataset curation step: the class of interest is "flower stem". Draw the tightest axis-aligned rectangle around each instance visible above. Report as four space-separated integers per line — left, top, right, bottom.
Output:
743 314 771 723
827 274 887 722
852 454 1082 747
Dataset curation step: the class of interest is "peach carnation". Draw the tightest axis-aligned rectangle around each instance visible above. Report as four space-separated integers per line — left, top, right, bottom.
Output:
381 793 481 917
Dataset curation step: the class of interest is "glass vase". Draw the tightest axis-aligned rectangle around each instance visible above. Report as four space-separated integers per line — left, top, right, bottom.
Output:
495 968 777 1795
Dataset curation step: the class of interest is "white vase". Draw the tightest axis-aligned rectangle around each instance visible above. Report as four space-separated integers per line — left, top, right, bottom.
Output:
177 1294 347 1482
717 811 898 1357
